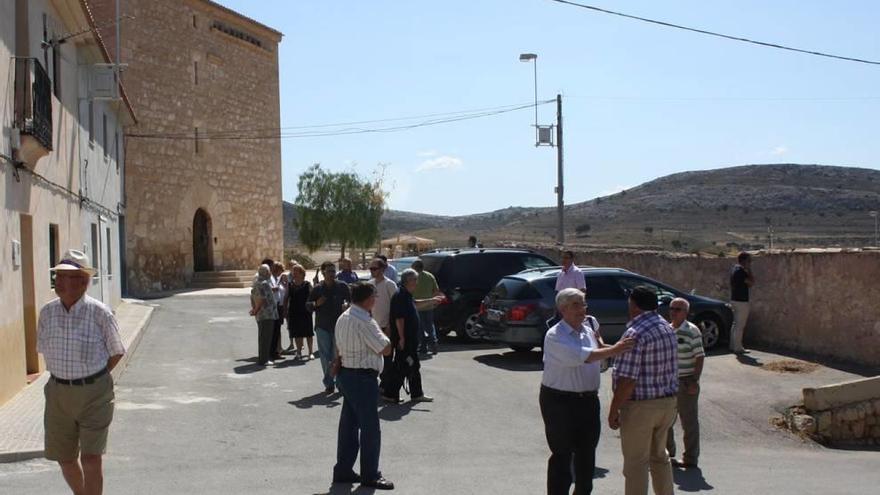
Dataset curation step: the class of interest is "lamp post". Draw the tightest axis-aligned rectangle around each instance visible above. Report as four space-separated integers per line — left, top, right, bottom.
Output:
870 211 878 247
519 53 564 244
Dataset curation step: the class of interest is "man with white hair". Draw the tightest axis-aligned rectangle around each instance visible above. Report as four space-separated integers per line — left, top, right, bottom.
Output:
665 297 704 469
250 264 278 367
38 249 125 495
540 288 635 495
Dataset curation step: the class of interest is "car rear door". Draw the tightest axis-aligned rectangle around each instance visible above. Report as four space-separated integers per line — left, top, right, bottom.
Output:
585 274 629 341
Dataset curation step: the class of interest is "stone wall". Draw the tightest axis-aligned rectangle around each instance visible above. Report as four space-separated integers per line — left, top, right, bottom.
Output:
90 0 284 294
788 376 880 446
516 244 880 368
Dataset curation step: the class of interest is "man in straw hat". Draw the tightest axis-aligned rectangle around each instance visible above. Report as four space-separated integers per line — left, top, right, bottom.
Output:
38 249 125 495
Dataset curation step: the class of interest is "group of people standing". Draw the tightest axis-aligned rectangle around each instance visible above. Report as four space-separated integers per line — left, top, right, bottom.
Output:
541 250 755 495
249 255 445 490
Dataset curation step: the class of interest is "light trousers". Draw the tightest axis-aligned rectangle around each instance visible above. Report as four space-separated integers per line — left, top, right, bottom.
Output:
619 396 677 495
729 301 750 352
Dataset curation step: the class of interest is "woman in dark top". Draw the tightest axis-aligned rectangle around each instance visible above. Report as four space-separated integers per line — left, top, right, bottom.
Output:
285 265 314 360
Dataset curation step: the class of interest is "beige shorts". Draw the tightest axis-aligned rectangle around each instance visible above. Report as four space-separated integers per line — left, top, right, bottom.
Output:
43 373 115 461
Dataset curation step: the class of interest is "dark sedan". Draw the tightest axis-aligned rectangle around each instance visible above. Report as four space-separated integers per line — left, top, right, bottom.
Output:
475 267 733 352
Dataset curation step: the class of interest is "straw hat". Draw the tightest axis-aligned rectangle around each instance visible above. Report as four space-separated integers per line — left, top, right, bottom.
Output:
50 249 97 276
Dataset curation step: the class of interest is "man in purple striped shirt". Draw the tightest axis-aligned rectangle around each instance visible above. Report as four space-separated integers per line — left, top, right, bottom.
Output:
609 286 678 495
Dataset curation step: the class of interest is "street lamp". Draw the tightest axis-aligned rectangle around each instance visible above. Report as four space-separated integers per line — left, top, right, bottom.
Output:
870 211 878 247
519 52 565 244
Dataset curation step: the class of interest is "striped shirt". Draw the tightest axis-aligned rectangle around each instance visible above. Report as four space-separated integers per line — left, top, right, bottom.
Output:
37 295 125 380
675 320 705 378
335 305 391 372
612 311 678 400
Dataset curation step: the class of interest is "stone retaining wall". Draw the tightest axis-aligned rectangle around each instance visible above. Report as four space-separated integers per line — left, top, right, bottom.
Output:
512 244 880 368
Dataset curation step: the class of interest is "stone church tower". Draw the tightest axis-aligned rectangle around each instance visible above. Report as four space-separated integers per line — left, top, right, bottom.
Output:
89 0 283 294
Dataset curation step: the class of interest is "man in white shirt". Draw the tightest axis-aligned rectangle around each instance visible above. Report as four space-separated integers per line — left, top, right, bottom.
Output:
541 288 634 495
332 282 394 490
369 258 398 391
38 250 126 495
555 250 586 293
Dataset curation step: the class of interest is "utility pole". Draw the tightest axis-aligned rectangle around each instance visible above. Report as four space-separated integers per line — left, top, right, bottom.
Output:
555 94 564 245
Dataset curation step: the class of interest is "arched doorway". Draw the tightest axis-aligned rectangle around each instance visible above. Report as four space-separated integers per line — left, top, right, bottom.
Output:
193 208 213 272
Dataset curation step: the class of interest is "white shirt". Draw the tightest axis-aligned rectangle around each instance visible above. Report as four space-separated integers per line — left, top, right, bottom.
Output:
335 306 391 372
369 278 398 329
555 264 586 292
37 295 126 379
541 317 601 392
271 275 285 305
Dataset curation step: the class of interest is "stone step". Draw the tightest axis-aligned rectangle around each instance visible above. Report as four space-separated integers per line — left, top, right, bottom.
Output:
192 270 253 279
189 280 252 289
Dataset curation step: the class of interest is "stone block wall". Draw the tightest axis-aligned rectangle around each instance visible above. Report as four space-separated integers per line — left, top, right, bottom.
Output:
515 244 880 368
90 0 284 294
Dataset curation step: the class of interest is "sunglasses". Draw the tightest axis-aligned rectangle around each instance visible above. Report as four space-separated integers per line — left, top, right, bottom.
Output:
669 307 687 312
369 266 382 271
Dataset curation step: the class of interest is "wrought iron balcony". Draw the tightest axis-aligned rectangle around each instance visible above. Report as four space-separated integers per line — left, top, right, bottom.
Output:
13 57 53 153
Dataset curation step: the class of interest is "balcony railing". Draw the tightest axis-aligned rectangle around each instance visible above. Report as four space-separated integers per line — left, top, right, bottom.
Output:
13 57 53 152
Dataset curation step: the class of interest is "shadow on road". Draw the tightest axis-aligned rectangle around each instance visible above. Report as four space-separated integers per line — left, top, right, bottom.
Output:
593 466 609 479
435 340 502 354
379 401 430 421
289 391 342 409
673 466 714 492
313 483 377 495
233 361 265 374
472 351 543 372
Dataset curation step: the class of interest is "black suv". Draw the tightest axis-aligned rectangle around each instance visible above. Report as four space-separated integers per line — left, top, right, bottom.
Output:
475 266 734 351
419 248 556 339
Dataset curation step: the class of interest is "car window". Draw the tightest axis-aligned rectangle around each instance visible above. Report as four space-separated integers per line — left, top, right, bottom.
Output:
420 256 449 285
491 277 542 300
585 275 626 299
520 255 554 270
615 276 677 300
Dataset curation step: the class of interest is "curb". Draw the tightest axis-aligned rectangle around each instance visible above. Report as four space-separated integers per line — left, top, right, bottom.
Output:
111 304 155 382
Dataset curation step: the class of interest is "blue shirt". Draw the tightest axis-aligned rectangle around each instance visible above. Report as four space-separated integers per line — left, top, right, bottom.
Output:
337 270 360 284
384 264 399 284
541 318 601 393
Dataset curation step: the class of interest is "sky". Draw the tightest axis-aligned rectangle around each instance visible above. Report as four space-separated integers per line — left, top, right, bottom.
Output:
216 0 880 216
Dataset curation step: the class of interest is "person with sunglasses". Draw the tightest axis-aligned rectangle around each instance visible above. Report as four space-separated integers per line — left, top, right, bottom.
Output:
367 258 399 393
664 297 704 469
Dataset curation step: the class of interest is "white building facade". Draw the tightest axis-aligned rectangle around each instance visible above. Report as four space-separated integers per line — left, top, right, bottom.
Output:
0 0 135 405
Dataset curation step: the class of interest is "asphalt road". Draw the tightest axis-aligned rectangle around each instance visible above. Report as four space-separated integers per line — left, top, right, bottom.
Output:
1 294 877 494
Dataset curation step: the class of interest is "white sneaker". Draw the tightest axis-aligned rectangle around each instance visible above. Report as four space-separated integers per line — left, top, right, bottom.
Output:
266 360 275 366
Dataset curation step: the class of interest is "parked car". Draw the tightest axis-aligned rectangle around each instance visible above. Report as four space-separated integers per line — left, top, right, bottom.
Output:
389 256 419 275
418 248 556 339
475 266 733 351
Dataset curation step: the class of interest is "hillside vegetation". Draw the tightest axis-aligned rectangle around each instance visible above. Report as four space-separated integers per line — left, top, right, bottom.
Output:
285 164 880 254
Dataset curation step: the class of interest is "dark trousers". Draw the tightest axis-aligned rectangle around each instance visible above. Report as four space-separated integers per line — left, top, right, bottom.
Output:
539 386 601 495
386 349 423 400
334 368 382 482
257 319 274 365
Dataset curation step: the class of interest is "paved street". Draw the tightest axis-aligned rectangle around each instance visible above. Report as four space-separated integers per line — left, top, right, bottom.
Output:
1 294 877 494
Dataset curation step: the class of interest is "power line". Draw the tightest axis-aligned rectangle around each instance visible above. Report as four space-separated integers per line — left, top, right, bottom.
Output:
127 100 554 141
547 0 880 66
565 95 880 102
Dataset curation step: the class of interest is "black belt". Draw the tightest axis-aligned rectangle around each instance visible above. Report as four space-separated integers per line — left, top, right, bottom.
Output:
340 367 379 377
541 385 598 398
51 367 108 386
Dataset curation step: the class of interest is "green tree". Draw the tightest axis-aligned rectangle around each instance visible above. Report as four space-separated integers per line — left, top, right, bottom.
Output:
294 164 387 257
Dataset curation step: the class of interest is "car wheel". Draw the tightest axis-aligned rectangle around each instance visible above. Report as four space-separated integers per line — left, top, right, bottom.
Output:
459 313 481 341
510 345 533 352
695 314 722 350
